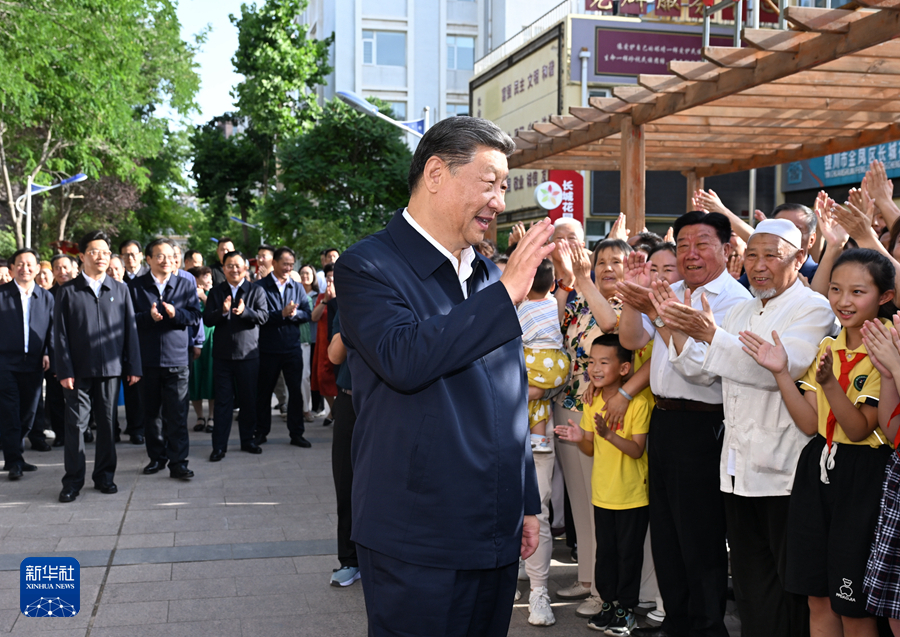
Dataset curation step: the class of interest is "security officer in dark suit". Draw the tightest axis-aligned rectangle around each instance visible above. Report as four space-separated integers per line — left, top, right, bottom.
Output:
119 239 149 444
0 248 54 480
334 117 552 636
209 237 235 287
46 254 79 446
203 251 267 461
254 247 311 448
54 230 142 503
130 238 202 480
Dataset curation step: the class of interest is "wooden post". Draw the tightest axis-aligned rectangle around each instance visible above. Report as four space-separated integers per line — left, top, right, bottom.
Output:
684 170 705 213
620 116 645 234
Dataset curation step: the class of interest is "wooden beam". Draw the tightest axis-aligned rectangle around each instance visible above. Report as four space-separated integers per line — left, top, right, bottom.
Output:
702 46 762 68
550 115 591 131
620 116 646 233
668 61 725 81
532 122 571 138
680 104 900 122
589 97 635 113
684 171 704 213
772 69 900 86
856 0 900 9
637 74 689 93
785 7 873 32
739 82 900 98
817 56 900 74
710 94 899 110
612 86 659 103
741 29 818 52
568 107 611 123
695 123 900 177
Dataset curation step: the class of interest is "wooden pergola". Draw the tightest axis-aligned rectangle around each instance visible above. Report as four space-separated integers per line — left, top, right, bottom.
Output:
508 2 900 231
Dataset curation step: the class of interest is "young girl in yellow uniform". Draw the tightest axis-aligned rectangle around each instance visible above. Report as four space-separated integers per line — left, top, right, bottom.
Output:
741 249 895 637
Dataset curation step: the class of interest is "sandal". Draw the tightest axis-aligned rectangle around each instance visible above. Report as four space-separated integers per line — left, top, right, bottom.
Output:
205 419 214 433
193 418 206 432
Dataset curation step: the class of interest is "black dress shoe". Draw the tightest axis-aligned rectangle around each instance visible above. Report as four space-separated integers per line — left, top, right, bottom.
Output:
170 466 194 480
30 440 52 452
204 423 213 433
114 430 121 442
58 488 79 503
83 430 94 443
209 449 226 462
241 443 263 454
322 418 333 427
130 434 144 445
52 439 65 447
193 422 206 432
290 436 312 448
20 462 37 472
256 435 267 444
93 482 118 494
143 460 165 475
8 466 23 480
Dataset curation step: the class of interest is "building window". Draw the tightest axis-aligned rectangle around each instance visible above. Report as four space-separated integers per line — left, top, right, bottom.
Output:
388 102 406 119
447 36 475 71
446 103 469 117
363 30 406 66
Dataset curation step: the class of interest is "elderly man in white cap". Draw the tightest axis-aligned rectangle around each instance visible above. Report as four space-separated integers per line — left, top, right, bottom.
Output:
651 218 838 637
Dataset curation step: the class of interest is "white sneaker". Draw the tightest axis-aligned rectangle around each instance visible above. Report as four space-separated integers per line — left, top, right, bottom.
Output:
515 588 522 602
518 558 528 581
556 581 591 600
528 586 556 626
575 594 604 617
646 609 665 625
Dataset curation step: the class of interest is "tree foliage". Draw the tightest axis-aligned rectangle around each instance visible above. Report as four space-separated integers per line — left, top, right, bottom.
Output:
258 98 412 265
0 0 202 248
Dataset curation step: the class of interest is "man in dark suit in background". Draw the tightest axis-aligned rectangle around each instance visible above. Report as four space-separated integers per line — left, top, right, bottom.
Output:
46 254 78 446
0 248 54 480
203 252 267 461
55 230 142 503
334 117 552 636
130 238 202 480
209 237 235 287
120 239 149 445
255 247 311 448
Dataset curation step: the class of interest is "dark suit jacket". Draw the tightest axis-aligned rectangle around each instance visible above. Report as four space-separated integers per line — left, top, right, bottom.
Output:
129 272 202 367
255 273 311 354
334 210 541 571
0 281 54 372
54 274 142 379
210 262 226 287
124 263 149 282
203 280 267 360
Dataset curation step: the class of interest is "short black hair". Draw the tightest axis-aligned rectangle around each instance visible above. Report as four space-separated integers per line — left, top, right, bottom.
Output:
630 231 663 255
323 248 339 256
592 239 632 268
145 237 176 258
223 250 245 265
257 244 275 255
407 117 515 195
773 202 817 236
79 230 110 254
673 211 731 246
591 334 632 365
188 266 212 279
119 239 142 254
11 248 40 265
531 259 555 296
217 236 235 247
184 249 200 262
51 254 78 267
648 242 677 259
274 246 295 262
322 263 335 275
0 258 7 268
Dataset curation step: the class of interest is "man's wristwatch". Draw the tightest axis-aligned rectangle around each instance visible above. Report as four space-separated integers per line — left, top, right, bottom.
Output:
652 315 666 328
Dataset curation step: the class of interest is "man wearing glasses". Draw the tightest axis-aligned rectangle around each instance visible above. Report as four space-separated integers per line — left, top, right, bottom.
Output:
54 230 142 503
129 238 202 480
119 239 149 281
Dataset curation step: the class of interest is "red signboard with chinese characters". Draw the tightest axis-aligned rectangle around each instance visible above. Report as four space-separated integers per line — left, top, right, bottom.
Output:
593 26 732 77
547 170 584 224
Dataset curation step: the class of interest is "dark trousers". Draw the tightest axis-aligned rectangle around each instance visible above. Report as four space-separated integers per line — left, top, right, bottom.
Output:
61 377 117 491
357 544 518 637
213 358 258 451
648 407 729 637
27 391 47 445
310 341 322 412
0 369 42 468
122 375 143 436
724 493 809 637
594 505 649 610
44 372 66 442
256 349 305 441
333 390 357 568
141 366 190 467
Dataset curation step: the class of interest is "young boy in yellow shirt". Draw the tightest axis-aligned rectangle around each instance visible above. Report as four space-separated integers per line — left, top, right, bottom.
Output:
556 334 651 636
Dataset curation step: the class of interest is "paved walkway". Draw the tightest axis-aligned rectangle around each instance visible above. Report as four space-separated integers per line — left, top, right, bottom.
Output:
0 409 741 636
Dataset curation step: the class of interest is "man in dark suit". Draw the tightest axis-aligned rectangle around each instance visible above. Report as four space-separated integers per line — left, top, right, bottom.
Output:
0 248 54 480
55 230 142 503
209 237 235 287
333 117 553 636
120 239 149 444
254 247 311 448
130 238 202 480
203 252 267 461
46 254 79 447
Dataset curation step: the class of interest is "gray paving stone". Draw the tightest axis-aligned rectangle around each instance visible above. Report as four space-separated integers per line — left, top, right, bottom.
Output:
172 528 285 547
233 572 325 596
120 517 227 534
167 593 307 622
115 533 175 549
304 586 367 614
292 555 338 574
171 558 296 581
92 601 169 627
56 536 118 552
113 544 232 566
0 588 17 610
105 564 172 584
91 619 241 637
240 613 367 637
0 550 111 572
102 577 236 603
0 540 60 557
230 539 334 560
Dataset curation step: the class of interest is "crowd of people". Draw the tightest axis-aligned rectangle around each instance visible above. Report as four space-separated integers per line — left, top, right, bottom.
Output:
0 236 343 502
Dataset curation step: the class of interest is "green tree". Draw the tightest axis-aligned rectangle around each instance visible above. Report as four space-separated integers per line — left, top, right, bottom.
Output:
0 0 202 247
258 98 412 265
229 0 333 196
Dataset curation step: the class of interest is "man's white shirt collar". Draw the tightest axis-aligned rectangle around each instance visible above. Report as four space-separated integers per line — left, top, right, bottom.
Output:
82 271 106 297
402 208 476 299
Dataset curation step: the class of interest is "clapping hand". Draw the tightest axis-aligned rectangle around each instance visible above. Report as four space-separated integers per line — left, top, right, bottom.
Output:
692 189 729 215
282 300 297 318
739 330 789 375
150 302 164 322
862 319 900 380
815 346 836 388
232 298 245 316
609 213 630 240
222 294 232 314
499 218 556 304
161 302 175 318
554 418 585 442
616 251 654 313
594 411 618 440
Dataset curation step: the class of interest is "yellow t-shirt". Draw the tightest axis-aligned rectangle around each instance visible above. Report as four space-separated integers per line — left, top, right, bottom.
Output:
580 390 651 509
633 340 655 407
797 324 889 448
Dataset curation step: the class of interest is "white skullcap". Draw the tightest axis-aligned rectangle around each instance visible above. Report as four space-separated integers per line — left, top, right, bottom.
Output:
750 218 802 249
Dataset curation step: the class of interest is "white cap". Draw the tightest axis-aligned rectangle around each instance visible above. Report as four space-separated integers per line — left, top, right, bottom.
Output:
750 218 802 249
